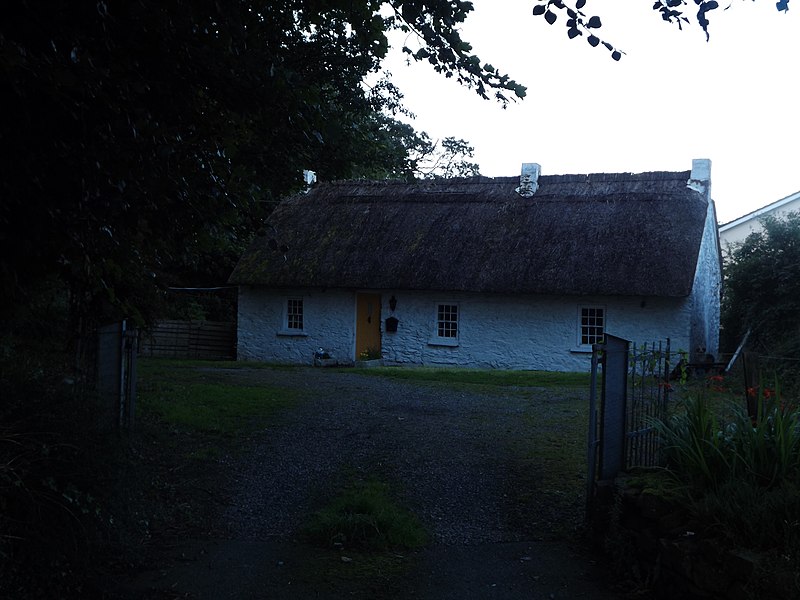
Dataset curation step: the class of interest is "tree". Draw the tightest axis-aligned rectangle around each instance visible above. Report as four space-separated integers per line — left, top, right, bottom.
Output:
721 213 800 388
415 136 481 179
0 1 525 358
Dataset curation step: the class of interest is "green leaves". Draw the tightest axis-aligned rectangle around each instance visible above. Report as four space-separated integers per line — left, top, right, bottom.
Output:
392 0 526 105
531 1 622 61
532 0 789 60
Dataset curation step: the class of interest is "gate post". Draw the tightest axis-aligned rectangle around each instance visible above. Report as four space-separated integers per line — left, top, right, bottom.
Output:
586 344 600 519
96 319 137 431
599 334 630 480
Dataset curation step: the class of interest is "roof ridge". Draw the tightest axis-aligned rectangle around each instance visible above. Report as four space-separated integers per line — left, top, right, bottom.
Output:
322 170 691 185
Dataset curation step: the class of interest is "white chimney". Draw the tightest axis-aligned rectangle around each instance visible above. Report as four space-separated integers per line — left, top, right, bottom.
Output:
687 159 711 196
516 163 541 198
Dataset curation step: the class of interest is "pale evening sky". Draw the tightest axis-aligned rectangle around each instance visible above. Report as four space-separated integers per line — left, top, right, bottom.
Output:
380 0 799 224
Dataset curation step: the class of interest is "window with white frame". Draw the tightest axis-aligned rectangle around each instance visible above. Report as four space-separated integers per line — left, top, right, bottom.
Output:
579 306 605 347
286 298 304 331
436 303 459 339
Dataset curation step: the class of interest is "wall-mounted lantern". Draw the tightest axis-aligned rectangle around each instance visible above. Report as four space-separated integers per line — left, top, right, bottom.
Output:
389 295 397 312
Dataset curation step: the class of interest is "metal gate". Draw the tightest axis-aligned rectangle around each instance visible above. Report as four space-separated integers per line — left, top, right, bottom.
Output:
626 340 673 469
588 336 673 495
96 320 138 431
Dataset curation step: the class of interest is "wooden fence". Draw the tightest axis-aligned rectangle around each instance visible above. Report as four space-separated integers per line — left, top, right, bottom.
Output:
139 320 236 360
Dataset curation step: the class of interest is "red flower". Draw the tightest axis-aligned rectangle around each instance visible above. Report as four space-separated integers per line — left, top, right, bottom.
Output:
708 375 724 383
747 387 757 398
763 388 774 399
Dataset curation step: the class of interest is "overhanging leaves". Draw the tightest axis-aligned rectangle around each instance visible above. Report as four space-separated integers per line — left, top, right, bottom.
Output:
532 0 789 58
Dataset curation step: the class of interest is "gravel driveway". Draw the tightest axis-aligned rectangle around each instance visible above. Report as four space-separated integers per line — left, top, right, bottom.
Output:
125 367 629 599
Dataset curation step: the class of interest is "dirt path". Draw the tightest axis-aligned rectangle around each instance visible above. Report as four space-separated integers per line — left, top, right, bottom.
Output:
117 367 631 599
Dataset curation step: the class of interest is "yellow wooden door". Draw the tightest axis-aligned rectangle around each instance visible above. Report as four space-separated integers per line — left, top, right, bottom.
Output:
355 293 382 360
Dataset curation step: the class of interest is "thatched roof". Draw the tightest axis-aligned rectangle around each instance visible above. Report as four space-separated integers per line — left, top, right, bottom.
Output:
229 170 710 297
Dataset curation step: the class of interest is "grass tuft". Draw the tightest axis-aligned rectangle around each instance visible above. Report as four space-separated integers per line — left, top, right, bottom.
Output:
303 479 428 551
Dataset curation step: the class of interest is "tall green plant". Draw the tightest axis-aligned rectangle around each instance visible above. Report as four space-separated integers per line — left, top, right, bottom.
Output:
655 396 732 491
733 393 800 487
655 392 800 492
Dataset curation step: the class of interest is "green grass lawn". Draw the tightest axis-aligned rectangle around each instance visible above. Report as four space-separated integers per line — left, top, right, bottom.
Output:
137 358 299 436
345 365 590 388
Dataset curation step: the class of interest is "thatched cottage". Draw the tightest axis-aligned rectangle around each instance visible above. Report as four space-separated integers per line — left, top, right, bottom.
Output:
229 159 722 371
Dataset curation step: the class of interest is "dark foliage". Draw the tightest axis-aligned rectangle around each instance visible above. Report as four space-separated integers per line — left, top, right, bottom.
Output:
0 348 114 598
1 0 524 344
721 212 800 391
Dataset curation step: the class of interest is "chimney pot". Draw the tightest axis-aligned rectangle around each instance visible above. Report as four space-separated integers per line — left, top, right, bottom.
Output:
516 163 541 197
688 158 711 196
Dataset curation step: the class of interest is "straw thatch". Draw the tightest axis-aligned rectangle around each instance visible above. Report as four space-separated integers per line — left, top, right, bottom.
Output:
229 170 709 297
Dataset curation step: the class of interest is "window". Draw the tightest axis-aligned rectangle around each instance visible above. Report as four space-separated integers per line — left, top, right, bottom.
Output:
278 297 307 337
437 304 459 339
286 298 304 331
580 306 605 346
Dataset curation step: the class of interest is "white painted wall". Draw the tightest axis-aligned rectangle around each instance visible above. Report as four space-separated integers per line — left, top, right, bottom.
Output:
381 291 692 371
237 286 694 371
237 288 357 364
689 200 723 362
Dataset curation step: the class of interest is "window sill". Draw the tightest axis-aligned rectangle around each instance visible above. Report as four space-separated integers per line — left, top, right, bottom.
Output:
277 330 308 337
570 347 594 354
428 338 459 348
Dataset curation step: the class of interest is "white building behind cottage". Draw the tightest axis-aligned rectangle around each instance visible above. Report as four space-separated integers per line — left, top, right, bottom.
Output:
719 190 800 249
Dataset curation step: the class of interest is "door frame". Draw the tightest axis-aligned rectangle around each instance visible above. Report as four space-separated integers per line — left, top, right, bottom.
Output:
354 292 382 361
